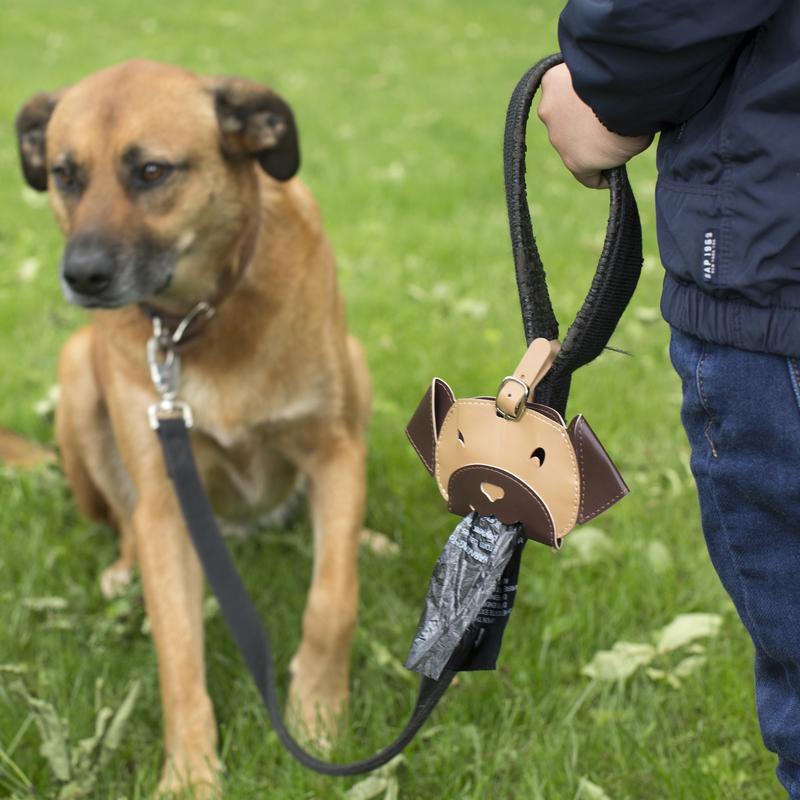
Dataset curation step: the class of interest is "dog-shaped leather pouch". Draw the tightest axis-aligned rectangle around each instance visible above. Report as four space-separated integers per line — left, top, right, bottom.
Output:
406 338 628 548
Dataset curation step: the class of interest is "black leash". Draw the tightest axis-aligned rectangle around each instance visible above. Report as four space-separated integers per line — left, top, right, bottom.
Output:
154 416 463 775
149 53 642 775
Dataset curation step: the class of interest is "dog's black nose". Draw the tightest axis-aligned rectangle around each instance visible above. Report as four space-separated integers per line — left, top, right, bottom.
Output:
62 236 114 296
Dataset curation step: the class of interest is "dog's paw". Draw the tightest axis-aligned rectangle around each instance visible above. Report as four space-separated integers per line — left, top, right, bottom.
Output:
157 758 222 800
287 655 349 751
100 560 133 599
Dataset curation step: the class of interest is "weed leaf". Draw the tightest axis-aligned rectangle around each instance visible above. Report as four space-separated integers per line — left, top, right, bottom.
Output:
578 776 612 799
11 680 140 799
103 680 141 753
644 540 673 574
563 527 613 566
672 654 707 679
581 642 655 682
11 681 71 782
346 755 404 800
22 597 68 612
656 613 722 654
346 776 390 800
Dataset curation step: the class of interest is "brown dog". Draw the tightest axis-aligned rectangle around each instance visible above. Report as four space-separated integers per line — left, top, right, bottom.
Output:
16 60 370 797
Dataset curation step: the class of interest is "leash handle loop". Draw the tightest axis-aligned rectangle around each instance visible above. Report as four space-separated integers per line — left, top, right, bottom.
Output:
503 53 643 414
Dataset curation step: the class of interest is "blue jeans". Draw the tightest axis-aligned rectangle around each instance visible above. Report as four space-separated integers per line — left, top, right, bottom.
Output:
669 327 800 797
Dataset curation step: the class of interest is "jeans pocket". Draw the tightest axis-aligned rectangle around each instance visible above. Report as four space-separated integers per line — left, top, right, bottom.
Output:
695 348 718 458
669 327 718 457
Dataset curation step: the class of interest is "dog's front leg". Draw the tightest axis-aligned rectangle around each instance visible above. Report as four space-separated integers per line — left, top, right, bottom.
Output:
108 396 220 797
288 425 366 743
135 487 221 797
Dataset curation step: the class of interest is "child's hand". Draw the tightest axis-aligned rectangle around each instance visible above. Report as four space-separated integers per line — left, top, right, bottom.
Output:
538 63 652 188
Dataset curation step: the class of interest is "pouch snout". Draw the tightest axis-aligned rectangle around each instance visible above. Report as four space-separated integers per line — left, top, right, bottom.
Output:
447 465 558 548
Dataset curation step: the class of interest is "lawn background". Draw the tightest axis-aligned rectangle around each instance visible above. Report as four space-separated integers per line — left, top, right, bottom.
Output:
0 1 781 798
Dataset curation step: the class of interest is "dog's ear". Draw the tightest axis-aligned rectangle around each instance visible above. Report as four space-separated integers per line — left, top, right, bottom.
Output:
567 415 629 523
405 379 455 475
16 90 64 192
210 78 300 182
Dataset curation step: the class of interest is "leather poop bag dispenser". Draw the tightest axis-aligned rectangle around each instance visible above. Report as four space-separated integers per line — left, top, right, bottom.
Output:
406 337 627 550
404 337 629 679
151 54 642 775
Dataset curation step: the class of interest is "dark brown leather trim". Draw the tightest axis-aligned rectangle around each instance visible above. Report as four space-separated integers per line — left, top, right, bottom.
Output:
567 415 628 523
433 379 455 434
406 384 435 474
446 464 557 548
405 378 455 475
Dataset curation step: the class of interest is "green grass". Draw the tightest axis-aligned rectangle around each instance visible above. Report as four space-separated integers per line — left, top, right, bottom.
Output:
0 1 782 798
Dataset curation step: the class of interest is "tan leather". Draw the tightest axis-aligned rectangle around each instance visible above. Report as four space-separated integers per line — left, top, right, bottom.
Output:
405 336 628 547
496 338 560 418
435 399 579 539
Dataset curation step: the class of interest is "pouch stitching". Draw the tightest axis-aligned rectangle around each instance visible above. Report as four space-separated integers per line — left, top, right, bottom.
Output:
447 464 556 547
575 422 626 519
405 428 433 473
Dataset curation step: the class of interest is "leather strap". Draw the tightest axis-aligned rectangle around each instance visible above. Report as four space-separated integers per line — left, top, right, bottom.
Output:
140 215 260 349
155 416 469 776
496 338 561 419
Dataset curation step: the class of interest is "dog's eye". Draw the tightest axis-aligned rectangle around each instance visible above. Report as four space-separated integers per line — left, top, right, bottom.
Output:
138 163 173 186
52 164 80 193
530 447 545 466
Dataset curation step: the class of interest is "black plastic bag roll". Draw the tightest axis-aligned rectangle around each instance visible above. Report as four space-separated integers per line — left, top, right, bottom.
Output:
405 513 524 680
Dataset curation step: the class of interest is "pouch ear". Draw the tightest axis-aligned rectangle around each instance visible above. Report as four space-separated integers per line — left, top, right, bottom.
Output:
405 378 455 475
567 415 629 523
209 77 300 181
16 90 65 191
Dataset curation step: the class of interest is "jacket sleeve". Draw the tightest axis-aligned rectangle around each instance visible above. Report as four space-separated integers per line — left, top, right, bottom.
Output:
558 0 782 136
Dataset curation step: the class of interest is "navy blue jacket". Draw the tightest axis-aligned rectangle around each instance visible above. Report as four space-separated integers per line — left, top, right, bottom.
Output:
559 0 800 357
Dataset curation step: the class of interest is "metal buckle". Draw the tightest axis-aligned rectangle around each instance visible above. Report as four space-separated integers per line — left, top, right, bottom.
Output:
148 400 194 430
495 376 529 421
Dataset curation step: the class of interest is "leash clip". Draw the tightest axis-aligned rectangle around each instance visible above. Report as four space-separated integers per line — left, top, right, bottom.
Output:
147 334 181 398
147 315 194 430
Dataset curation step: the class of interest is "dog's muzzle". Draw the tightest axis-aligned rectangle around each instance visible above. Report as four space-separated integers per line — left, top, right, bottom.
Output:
60 233 174 308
